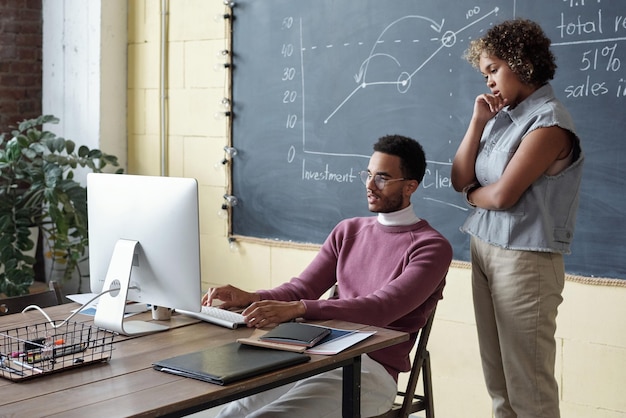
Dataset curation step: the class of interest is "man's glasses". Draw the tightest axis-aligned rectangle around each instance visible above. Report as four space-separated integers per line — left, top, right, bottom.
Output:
359 171 407 190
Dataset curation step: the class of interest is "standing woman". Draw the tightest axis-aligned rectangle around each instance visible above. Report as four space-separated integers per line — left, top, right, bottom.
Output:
451 19 583 418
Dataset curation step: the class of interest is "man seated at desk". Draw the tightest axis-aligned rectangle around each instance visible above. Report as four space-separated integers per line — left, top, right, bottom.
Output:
205 135 453 417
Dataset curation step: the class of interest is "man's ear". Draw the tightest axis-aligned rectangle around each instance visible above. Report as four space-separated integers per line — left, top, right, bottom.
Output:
407 180 419 190
404 180 419 196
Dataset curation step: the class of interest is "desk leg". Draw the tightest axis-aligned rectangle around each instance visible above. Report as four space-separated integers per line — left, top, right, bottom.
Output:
342 354 361 418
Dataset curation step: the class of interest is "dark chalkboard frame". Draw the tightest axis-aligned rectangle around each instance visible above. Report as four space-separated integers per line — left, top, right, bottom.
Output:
228 0 626 280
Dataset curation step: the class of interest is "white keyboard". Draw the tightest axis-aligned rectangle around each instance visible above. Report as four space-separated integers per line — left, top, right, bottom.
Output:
176 306 246 329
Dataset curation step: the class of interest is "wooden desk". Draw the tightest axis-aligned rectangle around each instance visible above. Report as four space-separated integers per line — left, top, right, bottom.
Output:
0 304 408 417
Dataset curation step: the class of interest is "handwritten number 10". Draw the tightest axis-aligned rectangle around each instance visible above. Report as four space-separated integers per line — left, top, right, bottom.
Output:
286 114 297 129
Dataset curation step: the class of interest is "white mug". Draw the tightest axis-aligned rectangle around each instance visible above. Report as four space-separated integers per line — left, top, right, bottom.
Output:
151 305 172 320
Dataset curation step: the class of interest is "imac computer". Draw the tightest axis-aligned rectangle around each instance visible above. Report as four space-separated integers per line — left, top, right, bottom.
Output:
87 173 202 336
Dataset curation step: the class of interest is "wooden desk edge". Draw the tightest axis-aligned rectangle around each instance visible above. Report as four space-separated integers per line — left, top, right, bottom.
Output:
1 307 410 417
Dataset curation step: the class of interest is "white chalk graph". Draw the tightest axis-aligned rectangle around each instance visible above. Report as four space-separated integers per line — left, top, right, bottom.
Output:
321 8 500 124
290 7 500 211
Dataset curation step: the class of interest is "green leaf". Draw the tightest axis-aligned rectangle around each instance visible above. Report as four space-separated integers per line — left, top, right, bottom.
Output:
102 154 120 166
0 215 12 231
65 139 76 154
53 136 66 153
22 148 37 160
78 145 89 158
18 118 35 132
26 128 42 143
30 142 48 154
40 131 56 141
40 114 60 125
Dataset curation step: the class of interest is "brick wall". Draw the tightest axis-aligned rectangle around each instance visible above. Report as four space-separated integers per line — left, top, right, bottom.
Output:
0 0 42 135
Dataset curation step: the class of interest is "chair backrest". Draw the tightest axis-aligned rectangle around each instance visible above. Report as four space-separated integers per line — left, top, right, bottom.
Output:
375 306 437 418
0 281 63 316
327 285 437 418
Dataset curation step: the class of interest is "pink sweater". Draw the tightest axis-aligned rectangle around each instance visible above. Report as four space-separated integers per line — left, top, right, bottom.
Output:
257 217 452 380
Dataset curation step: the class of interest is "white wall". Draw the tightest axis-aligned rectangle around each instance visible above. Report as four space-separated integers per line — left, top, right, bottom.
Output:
42 0 128 175
41 0 128 292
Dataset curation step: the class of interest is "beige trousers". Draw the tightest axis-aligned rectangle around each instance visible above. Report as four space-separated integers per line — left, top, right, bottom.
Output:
471 236 564 418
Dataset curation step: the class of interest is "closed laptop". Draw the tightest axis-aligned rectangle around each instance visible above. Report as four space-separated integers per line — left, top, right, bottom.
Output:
152 342 310 385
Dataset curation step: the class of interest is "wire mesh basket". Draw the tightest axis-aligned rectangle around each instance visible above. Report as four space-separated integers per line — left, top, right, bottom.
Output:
0 321 114 381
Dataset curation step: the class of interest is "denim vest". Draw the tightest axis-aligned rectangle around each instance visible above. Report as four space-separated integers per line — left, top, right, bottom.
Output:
461 84 584 254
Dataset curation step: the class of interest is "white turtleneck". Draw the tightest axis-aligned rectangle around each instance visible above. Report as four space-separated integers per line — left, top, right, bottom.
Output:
377 203 421 226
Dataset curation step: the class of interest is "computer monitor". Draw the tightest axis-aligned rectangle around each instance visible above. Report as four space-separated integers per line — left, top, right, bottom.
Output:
87 173 202 336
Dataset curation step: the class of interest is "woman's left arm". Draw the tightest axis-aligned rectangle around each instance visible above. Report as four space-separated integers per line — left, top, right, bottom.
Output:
467 126 572 210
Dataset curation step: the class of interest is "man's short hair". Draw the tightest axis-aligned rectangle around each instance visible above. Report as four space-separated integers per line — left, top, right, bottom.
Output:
373 135 427 183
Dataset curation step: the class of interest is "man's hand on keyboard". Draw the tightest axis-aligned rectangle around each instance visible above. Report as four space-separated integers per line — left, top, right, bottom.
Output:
203 285 306 328
203 284 261 310
242 300 307 328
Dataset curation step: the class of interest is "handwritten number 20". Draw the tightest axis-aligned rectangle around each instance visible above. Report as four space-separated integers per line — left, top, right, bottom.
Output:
283 90 298 103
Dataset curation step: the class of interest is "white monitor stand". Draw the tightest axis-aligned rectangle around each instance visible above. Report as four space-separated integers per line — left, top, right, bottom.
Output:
94 239 169 336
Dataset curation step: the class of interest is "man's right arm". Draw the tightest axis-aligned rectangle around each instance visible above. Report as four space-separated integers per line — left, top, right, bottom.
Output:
203 284 261 309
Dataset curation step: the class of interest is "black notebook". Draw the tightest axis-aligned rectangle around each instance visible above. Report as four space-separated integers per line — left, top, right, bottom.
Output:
259 323 332 347
152 342 310 385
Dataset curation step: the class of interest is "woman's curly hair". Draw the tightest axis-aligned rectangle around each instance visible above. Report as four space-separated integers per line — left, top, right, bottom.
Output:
464 19 557 86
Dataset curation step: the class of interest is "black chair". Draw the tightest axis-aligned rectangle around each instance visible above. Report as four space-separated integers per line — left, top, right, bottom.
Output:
374 307 437 418
0 281 64 316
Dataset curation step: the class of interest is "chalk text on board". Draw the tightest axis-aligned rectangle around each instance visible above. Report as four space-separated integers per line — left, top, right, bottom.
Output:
301 161 358 184
422 167 452 190
558 10 603 38
564 74 609 98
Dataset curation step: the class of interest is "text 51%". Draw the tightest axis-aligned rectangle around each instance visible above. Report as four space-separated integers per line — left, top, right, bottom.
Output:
580 44 621 72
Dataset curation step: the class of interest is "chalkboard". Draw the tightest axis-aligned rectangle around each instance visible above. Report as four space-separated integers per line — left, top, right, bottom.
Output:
230 0 626 280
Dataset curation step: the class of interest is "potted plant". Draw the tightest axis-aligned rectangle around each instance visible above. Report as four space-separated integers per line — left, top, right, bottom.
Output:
0 115 123 297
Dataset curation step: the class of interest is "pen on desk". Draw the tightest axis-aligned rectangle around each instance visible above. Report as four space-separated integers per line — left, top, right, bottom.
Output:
0 356 25 376
11 359 43 374
0 363 25 376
